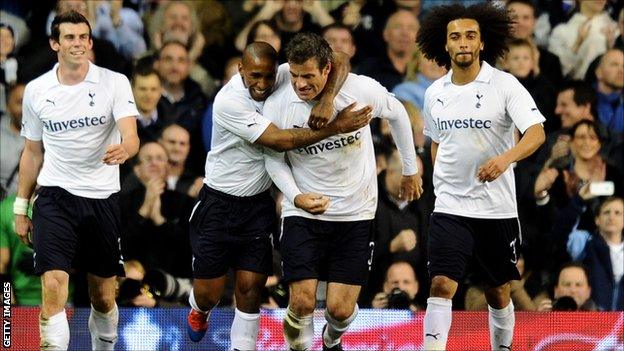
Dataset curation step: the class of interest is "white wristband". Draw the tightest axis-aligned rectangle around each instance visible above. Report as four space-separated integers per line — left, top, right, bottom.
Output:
13 197 29 215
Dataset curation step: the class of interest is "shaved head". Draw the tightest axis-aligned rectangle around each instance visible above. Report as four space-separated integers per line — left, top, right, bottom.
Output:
239 42 279 101
242 41 278 67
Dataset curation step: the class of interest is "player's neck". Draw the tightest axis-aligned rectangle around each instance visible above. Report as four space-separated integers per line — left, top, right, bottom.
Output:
450 61 481 85
57 60 89 86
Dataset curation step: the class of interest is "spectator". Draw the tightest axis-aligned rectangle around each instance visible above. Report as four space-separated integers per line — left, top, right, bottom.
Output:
464 255 537 311
535 81 597 170
234 0 333 59
131 65 174 144
154 40 207 175
363 149 426 307
506 0 564 87
246 20 282 53
548 0 619 80
0 23 18 114
501 38 557 133
392 49 447 111
321 23 357 65
535 262 599 311
594 48 624 134
0 195 41 305
0 82 25 199
158 124 203 198
551 188 623 310
371 261 422 311
358 9 419 91
148 0 218 97
614 8 624 50
121 142 195 281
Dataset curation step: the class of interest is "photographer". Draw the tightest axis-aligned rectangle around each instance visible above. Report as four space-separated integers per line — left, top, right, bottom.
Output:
534 262 598 311
371 261 422 311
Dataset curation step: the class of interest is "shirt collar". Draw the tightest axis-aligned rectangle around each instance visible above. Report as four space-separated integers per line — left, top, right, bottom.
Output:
443 61 494 85
51 60 99 85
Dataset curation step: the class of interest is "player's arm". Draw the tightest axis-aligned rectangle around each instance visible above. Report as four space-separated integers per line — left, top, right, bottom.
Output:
381 96 423 201
263 151 329 214
256 102 371 152
308 51 352 129
103 117 139 165
14 139 44 246
478 123 545 182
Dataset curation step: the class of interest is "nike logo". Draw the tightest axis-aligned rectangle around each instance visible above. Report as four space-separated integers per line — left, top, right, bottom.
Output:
531 108 538 111
247 122 257 127
128 100 135 104
293 123 304 128
426 333 440 340
436 98 444 106
499 344 512 350
45 99 55 106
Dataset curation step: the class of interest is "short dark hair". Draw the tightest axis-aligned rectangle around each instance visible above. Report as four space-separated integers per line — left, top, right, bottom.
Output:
568 119 603 144
131 65 160 86
557 262 591 287
558 80 596 108
158 40 189 59
505 0 537 17
50 10 92 42
321 23 354 39
246 20 281 47
285 32 333 69
597 196 623 216
417 3 514 69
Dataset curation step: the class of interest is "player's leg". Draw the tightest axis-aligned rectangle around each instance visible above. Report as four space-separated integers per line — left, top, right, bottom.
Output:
189 276 227 341
87 274 118 350
323 283 360 350
473 218 521 351
280 216 324 351
32 187 80 350
230 270 268 351
424 213 474 351
285 279 318 351
85 194 126 351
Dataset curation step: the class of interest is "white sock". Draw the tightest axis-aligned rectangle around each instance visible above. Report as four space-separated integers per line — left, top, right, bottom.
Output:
424 297 452 351
88 304 119 351
40 309 70 350
283 306 314 351
230 308 260 351
189 289 212 315
323 304 358 348
488 301 515 351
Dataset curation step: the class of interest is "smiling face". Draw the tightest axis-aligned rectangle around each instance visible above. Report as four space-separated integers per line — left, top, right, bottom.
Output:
445 18 483 69
239 56 277 101
50 22 93 67
570 123 601 161
289 58 330 101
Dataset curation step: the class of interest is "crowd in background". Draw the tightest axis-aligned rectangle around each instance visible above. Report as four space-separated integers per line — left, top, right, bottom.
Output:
0 0 622 313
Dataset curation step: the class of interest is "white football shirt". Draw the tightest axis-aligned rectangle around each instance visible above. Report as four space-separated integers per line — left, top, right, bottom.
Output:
204 63 290 196
21 61 139 199
423 61 545 218
264 73 417 221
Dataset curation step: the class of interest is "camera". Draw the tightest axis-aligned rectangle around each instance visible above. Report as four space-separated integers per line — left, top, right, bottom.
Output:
552 296 578 311
387 288 412 309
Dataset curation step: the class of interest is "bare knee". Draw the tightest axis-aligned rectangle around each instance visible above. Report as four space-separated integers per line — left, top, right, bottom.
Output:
485 283 510 309
429 276 458 299
89 284 116 312
289 289 316 316
326 302 355 321
193 278 225 310
235 280 263 312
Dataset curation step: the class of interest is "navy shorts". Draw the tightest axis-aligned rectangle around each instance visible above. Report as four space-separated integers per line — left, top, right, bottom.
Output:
280 216 375 285
427 212 521 287
189 185 275 279
32 186 125 277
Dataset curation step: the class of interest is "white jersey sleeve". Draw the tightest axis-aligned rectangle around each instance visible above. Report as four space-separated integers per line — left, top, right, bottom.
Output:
20 83 43 141
275 63 291 90
356 76 418 175
213 93 272 143
422 86 440 143
501 74 546 133
112 74 139 120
